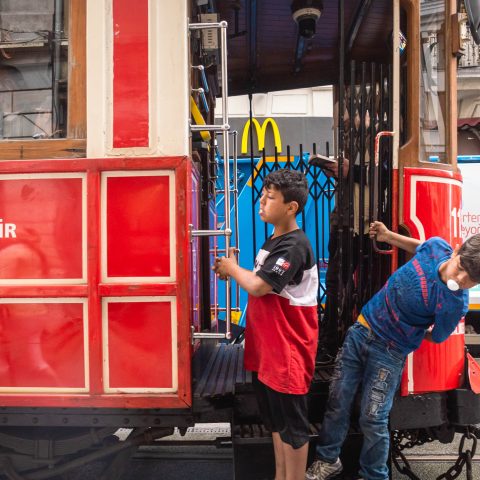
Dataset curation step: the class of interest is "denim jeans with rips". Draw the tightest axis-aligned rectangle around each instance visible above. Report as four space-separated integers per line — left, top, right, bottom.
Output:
315 322 407 480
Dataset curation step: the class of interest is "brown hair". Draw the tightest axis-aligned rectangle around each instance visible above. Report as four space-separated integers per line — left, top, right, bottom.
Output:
459 234 480 283
263 169 309 214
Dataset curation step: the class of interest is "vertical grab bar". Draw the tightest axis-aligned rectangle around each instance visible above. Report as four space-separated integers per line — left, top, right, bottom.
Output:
372 131 395 255
190 21 232 341
191 65 210 94
231 130 241 315
219 22 232 340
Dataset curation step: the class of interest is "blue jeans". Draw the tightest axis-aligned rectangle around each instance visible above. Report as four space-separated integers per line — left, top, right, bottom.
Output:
316 322 406 480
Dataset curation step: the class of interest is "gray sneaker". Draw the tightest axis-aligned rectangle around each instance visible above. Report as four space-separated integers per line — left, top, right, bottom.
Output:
305 458 343 480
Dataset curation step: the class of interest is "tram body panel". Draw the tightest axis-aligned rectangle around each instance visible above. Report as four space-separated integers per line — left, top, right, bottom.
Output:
0 0 192 408
0 158 193 409
400 168 465 395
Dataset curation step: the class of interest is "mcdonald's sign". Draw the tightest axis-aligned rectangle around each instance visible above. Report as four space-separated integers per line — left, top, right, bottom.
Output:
241 118 283 154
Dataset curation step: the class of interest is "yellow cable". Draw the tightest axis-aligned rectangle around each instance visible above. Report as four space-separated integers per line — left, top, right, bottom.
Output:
190 96 211 142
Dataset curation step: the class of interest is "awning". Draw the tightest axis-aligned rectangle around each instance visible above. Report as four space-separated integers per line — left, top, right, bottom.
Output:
458 118 480 129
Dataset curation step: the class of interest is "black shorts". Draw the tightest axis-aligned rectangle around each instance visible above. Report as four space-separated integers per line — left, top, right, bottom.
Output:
252 373 310 449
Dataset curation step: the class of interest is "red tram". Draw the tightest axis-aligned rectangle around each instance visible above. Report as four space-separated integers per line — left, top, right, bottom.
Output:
0 1 479 478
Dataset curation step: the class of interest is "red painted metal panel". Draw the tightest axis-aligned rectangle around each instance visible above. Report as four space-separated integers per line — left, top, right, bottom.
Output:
113 0 149 148
0 395 189 408
467 353 480 394
0 176 84 281
98 284 177 297
0 156 192 409
0 302 85 388
87 171 103 395
0 286 88 298
106 300 173 389
106 175 171 278
401 168 464 395
406 322 465 394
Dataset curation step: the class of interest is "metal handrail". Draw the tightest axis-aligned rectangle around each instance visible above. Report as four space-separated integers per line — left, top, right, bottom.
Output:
373 131 395 255
191 65 210 93
231 130 240 315
189 20 233 341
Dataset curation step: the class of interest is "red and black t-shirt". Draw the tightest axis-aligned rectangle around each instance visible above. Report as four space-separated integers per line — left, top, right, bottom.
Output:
244 229 319 394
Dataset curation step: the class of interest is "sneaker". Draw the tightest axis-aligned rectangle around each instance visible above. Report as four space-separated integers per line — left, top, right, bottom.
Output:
305 458 343 480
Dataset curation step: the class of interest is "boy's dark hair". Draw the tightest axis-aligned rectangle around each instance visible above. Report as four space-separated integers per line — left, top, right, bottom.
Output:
459 234 480 283
263 169 309 214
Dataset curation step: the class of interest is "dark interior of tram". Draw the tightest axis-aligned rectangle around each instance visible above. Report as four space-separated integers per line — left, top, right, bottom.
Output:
190 0 401 341
216 0 393 95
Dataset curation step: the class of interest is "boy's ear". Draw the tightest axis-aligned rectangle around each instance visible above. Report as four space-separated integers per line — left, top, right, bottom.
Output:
288 201 299 215
452 244 461 257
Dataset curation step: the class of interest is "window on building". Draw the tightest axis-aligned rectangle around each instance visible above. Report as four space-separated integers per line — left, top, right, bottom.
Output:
0 0 85 159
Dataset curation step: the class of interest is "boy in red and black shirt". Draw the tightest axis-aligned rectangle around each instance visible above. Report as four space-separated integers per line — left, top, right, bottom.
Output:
214 169 319 480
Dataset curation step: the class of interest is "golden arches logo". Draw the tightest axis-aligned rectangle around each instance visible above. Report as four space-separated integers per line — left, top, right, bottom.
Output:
241 118 283 154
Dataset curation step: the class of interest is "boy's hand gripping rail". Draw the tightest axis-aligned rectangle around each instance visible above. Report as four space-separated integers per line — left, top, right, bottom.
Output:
373 131 395 255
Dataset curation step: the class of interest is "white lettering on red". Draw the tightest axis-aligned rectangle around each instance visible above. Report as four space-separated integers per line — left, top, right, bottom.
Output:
0 219 17 238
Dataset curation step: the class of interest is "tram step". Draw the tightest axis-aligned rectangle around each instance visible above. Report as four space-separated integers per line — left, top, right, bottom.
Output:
194 343 251 399
232 423 324 445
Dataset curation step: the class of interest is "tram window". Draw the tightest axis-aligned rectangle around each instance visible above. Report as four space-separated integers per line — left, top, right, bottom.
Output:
419 0 448 164
0 0 85 159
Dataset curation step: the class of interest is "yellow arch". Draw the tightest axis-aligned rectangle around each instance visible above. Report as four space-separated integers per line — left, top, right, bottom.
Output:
246 156 289 187
241 117 283 154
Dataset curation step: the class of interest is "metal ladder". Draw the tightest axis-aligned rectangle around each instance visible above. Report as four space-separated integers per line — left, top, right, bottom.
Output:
189 20 239 341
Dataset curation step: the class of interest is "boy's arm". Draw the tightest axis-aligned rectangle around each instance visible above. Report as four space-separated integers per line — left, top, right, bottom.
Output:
369 221 421 254
213 250 273 297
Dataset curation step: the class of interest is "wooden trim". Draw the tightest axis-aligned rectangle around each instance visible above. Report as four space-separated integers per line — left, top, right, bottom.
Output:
0 155 187 173
68 0 87 139
0 139 86 160
398 0 420 225
399 0 420 170
176 157 193 407
398 0 460 223
399 0 457 171
0 0 86 160
447 1 458 171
